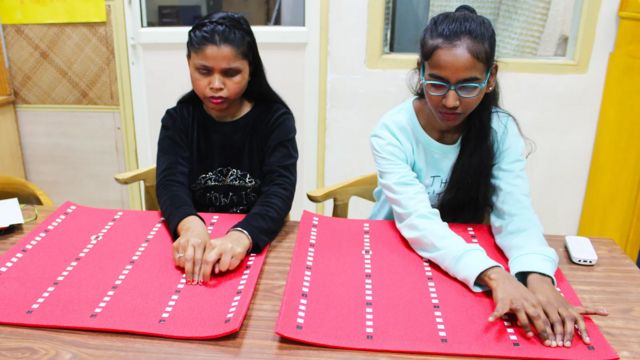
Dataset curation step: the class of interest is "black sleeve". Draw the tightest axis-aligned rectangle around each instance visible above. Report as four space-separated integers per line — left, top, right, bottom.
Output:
233 107 298 253
156 108 202 238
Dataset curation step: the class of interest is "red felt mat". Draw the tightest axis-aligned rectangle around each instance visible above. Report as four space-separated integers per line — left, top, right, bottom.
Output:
0 202 267 339
276 211 618 359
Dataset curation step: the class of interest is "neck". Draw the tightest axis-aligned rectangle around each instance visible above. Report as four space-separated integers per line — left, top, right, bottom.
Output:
205 99 253 122
413 98 463 144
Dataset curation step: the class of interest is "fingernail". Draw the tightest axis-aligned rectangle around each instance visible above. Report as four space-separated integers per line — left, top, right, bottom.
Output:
565 341 571 347
527 332 534 338
544 339 551 346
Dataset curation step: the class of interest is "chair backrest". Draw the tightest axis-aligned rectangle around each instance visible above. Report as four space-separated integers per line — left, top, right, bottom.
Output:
114 166 158 210
117 167 377 217
306 173 377 218
0 175 54 206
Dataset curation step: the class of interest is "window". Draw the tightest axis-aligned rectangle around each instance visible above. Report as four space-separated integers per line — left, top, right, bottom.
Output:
385 0 581 58
140 0 304 27
369 0 598 73
384 0 430 54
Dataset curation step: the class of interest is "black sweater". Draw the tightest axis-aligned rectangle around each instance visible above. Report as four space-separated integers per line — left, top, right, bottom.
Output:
156 97 298 253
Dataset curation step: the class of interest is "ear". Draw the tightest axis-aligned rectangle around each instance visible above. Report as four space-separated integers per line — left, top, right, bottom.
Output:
487 63 498 92
416 59 425 79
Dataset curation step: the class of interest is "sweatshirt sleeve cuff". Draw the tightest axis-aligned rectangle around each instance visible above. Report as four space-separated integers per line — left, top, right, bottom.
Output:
509 252 559 286
451 250 503 292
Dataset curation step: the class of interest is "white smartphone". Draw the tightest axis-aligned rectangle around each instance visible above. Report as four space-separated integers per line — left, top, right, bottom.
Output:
564 235 598 265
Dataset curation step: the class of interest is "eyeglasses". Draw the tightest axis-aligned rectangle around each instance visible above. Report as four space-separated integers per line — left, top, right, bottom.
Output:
420 64 492 98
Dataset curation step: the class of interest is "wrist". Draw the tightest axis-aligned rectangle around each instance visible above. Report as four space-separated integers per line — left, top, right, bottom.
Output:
227 227 253 254
476 266 505 290
177 215 206 236
523 272 553 287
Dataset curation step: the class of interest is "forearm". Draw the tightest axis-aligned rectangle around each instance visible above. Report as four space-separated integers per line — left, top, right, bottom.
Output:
234 178 293 252
490 117 558 282
156 113 197 239
371 131 501 290
237 125 297 252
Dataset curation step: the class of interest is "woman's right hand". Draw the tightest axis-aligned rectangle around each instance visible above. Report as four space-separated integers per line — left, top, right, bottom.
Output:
478 266 557 347
173 215 210 284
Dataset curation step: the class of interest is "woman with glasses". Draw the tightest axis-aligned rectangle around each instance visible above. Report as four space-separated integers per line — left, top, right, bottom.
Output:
369 5 606 348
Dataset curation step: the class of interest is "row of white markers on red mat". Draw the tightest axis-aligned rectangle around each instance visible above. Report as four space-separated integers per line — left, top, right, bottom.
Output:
27 208 122 314
158 215 220 323
2 205 76 275
466 226 520 347
363 222 375 339
295 216 319 330
91 217 164 318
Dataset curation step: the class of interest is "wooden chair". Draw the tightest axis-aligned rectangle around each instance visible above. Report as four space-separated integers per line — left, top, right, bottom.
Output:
307 173 378 218
114 165 159 210
0 175 54 206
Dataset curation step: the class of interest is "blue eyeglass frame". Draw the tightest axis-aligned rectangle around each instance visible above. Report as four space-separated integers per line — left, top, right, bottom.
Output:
419 63 492 98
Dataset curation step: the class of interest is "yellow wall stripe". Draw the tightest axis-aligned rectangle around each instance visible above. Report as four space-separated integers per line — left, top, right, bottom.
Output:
0 35 11 96
315 0 329 215
109 0 142 209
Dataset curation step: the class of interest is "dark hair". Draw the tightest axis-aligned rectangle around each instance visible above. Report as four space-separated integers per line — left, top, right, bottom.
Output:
413 5 498 223
179 11 288 108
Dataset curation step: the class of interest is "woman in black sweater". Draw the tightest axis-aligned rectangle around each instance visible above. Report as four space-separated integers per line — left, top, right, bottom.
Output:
156 11 297 285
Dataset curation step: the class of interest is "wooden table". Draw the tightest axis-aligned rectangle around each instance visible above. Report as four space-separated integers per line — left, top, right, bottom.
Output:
1 207 639 359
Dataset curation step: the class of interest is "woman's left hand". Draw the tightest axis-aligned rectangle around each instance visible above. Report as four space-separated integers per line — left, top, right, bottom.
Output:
526 273 608 347
198 230 252 283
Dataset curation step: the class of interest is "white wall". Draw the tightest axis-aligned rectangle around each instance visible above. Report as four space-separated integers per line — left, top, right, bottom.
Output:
324 1 619 235
18 110 129 209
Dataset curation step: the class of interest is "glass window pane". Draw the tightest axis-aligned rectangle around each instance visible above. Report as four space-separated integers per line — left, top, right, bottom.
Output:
140 0 304 27
385 0 430 53
384 0 582 60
